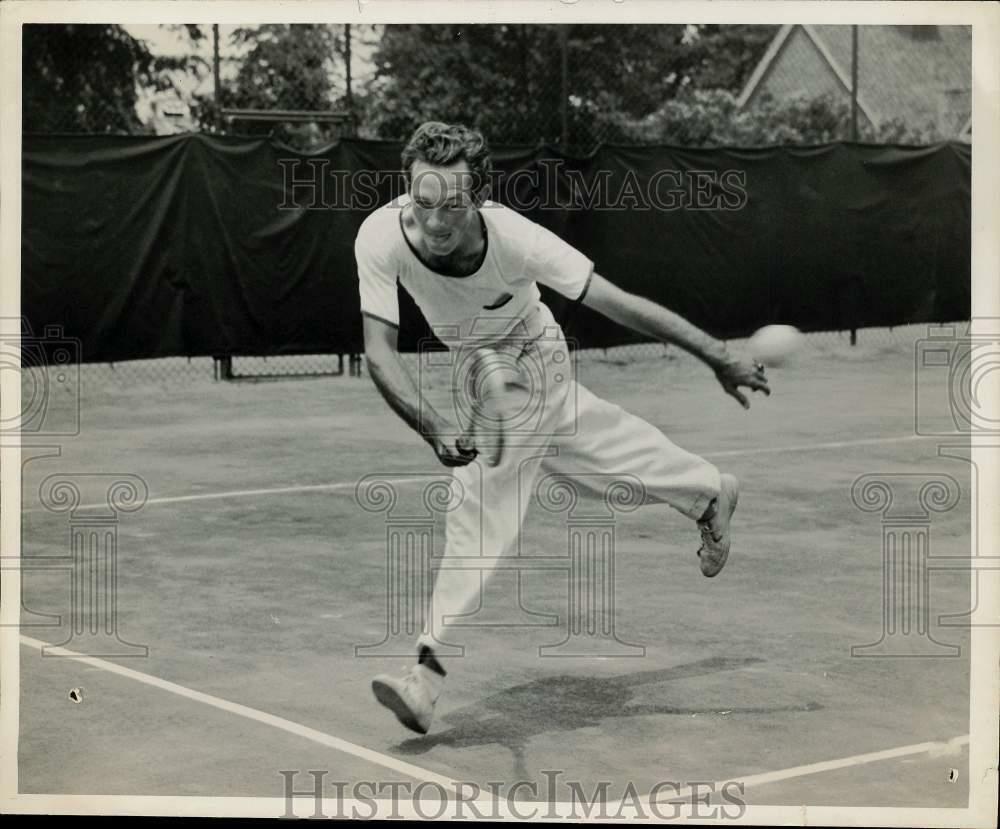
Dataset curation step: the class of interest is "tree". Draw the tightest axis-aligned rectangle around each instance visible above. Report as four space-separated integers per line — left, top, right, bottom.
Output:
23 24 183 133
678 25 781 92
365 24 688 146
221 25 347 148
228 25 344 110
361 24 778 149
363 25 542 144
619 89 937 146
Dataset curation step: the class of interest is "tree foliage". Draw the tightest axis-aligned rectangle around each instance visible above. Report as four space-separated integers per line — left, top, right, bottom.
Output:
227 25 344 111
218 25 348 147
24 23 943 148
22 24 183 133
618 89 938 146
361 24 778 148
678 25 782 91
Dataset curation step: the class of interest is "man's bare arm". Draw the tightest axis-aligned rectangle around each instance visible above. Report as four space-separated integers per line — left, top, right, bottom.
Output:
581 272 770 408
362 315 476 466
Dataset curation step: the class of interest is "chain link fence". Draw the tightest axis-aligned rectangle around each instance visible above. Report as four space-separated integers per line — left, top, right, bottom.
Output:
21 23 971 383
19 326 943 397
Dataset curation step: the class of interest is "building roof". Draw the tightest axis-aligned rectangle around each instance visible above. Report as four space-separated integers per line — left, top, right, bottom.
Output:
738 24 971 137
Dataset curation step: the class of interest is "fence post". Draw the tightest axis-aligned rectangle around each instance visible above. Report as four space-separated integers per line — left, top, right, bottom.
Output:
214 355 233 381
559 26 569 147
850 25 859 141
212 24 222 132
344 23 354 136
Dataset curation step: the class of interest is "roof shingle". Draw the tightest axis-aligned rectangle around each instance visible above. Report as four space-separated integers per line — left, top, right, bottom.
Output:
741 25 971 138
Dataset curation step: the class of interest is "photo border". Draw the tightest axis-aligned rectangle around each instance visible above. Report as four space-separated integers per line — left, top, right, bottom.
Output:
1 1 997 824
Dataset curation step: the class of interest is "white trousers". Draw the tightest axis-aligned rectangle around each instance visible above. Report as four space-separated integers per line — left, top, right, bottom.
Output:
417 305 720 653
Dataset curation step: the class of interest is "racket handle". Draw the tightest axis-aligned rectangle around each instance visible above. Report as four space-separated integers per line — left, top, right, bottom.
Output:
456 432 477 456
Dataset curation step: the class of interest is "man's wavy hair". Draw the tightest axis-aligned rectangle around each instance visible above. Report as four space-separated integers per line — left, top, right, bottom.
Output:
401 121 492 205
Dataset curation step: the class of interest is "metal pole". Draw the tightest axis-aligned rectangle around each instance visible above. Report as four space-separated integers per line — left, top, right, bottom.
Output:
344 23 354 128
344 23 355 136
559 26 569 147
212 24 222 132
849 26 859 346
850 25 859 141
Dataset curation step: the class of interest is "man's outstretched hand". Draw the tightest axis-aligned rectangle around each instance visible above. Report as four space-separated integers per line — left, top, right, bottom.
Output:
714 356 771 409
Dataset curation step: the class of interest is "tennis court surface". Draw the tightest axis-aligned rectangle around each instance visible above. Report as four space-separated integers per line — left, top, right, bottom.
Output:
17 325 974 812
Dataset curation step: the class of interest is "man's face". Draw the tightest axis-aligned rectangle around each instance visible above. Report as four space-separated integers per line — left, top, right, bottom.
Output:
409 159 479 257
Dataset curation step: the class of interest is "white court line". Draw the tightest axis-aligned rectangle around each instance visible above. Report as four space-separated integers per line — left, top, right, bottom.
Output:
705 432 962 458
19 635 460 792
21 432 959 515
20 635 969 805
635 734 971 808
21 475 436 514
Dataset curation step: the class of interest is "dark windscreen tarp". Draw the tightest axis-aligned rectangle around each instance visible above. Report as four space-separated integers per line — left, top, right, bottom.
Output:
22 134 970 361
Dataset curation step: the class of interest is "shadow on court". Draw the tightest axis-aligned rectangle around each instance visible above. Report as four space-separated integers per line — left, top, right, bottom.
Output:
394 656 822 778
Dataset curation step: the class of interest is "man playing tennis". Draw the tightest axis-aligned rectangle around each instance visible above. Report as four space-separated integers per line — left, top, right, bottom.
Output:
356 122 770 735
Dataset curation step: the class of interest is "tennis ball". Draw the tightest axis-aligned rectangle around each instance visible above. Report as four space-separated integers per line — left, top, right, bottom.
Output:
747 324 803 367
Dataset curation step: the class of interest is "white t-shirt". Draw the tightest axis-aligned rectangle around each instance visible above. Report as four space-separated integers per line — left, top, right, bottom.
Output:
355 195 594 345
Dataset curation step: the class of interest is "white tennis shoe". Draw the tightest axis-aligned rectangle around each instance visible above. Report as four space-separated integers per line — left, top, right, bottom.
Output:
697 473 739 577
371 664 444 735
